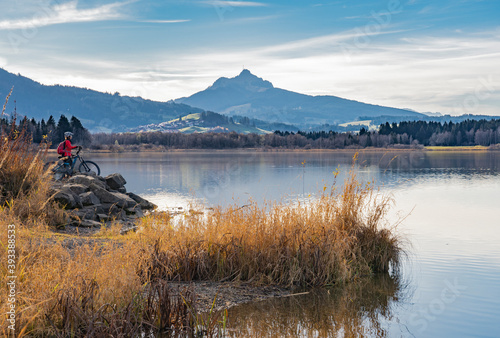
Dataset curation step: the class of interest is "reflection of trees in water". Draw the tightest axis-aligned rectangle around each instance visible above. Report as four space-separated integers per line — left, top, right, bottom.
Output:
365 151 500 172
226 274 409 337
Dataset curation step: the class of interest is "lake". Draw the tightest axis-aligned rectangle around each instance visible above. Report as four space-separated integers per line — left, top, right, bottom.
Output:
90 150 500 337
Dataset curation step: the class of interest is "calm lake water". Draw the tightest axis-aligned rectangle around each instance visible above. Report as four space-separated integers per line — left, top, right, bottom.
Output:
89 150 500 337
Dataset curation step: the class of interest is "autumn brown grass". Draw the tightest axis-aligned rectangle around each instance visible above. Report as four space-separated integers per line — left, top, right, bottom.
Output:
1 89 402 335
0 91 224 336
136 156 402 287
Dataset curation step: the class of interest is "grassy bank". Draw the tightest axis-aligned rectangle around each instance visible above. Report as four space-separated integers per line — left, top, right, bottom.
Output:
425 145 498 151
1 103 403 335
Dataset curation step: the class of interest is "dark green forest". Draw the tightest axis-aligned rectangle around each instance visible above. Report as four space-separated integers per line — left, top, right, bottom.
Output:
3 114 500 150
1 114 91 146
92 119 500 149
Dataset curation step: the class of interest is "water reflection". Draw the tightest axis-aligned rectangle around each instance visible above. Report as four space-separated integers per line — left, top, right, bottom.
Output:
90 151 500 208
226 275 409 338
88 151 500 336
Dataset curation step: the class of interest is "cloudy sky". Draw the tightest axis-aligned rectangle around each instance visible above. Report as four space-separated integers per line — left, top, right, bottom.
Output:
0 0 499 115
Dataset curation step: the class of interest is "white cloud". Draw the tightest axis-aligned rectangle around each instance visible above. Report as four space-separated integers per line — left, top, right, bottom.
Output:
201 1 268 7
4 29 499 116
154 30 500 115
0 1 127 30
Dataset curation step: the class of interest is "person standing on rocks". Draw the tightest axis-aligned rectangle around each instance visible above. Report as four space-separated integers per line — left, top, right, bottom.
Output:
61 131 81 175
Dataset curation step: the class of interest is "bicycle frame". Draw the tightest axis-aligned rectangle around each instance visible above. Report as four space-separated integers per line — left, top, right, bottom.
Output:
67 155 80 170
52 148 100 180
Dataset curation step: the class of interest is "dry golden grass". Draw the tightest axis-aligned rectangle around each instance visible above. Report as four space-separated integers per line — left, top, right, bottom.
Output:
0 95 65 227
0 90 402 336
0 108 219 335
425 145 490 151
136 156 401 287
0 152 401 335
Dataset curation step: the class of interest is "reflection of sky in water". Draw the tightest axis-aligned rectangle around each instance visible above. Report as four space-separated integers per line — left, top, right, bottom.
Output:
88 150 500 337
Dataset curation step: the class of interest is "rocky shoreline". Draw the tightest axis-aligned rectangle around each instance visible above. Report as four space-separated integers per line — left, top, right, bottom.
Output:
51 172 157 234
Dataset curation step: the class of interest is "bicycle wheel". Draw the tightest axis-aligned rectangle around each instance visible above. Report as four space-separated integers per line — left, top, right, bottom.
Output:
79 160 101 176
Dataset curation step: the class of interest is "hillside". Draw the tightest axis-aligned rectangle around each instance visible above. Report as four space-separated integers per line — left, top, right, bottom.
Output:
176 69 424 126
0 68 202 132
130 111 270 134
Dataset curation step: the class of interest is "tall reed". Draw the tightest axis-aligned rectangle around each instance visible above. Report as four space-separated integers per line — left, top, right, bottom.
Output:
137 157 402 287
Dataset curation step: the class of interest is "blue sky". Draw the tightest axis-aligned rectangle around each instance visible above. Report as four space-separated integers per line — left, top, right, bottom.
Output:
0 0 499 115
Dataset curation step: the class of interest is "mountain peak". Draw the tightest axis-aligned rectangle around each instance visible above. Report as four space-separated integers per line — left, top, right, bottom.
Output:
209 69 274 91
237 69 253 77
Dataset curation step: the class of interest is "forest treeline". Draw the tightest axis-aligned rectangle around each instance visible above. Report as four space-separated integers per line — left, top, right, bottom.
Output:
1 114 91 145
3 115 500 150
92 118 500 150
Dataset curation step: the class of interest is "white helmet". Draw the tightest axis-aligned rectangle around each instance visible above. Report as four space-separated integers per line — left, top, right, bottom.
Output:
64 131 73 138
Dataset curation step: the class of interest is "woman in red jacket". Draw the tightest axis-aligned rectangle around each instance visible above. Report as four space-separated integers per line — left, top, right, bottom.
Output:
62 131 81 174
62 131 79 157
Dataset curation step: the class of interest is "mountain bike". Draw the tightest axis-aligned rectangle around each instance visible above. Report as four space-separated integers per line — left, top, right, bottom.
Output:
52 147 100 180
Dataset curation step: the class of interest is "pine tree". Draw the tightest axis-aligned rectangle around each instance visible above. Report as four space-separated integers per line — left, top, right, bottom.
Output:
70 116 92 146
56 115 71 142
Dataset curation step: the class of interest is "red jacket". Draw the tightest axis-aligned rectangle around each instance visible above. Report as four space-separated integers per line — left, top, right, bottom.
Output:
63 139 78 157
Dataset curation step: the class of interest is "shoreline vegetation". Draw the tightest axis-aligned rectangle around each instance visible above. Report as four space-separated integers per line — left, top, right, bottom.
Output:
99 145 498 153
88 119 500 151
46 144 499 155
1 128 404 335
2 112 499 152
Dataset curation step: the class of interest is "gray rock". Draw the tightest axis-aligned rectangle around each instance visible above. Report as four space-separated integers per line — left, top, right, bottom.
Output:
62 183 88 196
79 191 101 206
92 187 135 208
105 173 127 190
89 182 109 193
69 208 97 221
81 204 106 215
53 190 74 208
112 192 136 209
126 192 157 210
117 186 127 193
100 203 121 215
97 213 113 222
53 189 82 209
133 208 144 218
68 175 107 190
79 220 102 228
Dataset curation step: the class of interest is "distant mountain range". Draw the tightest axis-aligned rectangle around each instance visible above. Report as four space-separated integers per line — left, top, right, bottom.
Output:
2 67 496 134
176 69 424 126
0 68 201 132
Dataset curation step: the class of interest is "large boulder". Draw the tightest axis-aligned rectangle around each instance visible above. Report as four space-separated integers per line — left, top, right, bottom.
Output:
92 187 136 209
126 192 157 210
62 183 88 196
53 189 83 209
68 208 98 221
79 191 101 206
105 173 127 190
68 175 107 190
51 172 157 232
